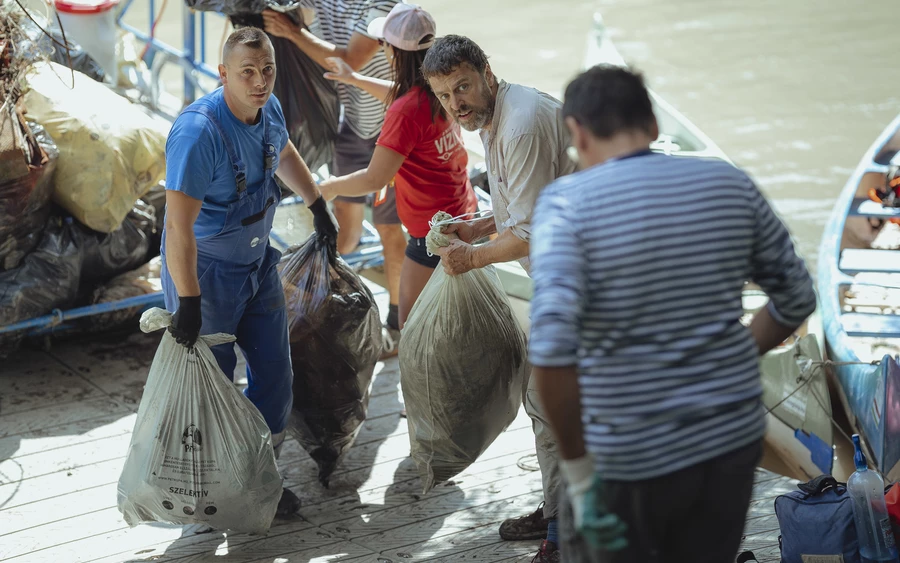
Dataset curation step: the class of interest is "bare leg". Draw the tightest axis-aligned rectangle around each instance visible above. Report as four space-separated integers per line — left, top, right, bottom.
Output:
398 256 436 328
333 200 365 256
375 223 405 310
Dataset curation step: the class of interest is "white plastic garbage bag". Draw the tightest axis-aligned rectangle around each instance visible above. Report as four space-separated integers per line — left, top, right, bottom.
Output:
399 212 528 493
117 308 282 534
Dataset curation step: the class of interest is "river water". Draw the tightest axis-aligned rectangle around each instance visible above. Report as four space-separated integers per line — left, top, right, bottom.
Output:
425 0 900 271
118 0 900 267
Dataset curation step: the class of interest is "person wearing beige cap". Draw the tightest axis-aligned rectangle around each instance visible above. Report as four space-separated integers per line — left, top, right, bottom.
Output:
316 3 476 328
422 35 577 563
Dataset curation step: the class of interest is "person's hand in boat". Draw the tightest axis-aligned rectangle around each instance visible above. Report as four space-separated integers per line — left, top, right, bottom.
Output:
323 57 355 85
441 220 475 243
262 10 299 40
436 239 477 276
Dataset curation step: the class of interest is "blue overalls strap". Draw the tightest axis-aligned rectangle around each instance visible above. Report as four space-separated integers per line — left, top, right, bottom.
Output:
183 105 248 193
262 110 277 174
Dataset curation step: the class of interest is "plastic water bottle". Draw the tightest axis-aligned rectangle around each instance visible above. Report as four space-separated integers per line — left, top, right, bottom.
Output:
848 434 900 562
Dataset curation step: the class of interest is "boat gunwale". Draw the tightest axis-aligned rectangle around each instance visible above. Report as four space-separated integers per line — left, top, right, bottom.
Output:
817 113 900 476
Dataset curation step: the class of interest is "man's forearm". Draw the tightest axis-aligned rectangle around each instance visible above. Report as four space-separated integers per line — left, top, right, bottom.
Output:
345 73 393 103
320 170 380 198
472 216 498 239
164 226 200 297
750 303 799 356
287 28 346 70
534 365 587 460
277 144 322 204
471 228 528 268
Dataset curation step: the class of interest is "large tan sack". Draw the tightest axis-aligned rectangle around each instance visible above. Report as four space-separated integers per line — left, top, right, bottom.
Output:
399 212 528 493
23 62 166 233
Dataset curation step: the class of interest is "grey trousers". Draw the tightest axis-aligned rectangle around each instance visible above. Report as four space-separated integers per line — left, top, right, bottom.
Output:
559 439 762 563
523 366 562 519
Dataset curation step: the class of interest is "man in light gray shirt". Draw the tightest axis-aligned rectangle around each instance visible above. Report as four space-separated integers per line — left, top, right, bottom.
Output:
423 35 576 275
423 35 576 563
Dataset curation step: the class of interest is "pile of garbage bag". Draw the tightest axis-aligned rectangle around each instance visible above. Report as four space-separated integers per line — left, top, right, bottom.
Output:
0 204 158 346
0 21 167 354
280 235 382 487
0 121 57 271
24 62 167 233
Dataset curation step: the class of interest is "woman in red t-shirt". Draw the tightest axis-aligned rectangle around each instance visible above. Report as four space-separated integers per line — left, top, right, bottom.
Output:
319 3 476 328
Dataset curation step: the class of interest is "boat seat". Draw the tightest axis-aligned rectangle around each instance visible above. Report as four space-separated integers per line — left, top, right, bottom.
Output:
840 248 900 275
842 313 900 339
848 198 900 219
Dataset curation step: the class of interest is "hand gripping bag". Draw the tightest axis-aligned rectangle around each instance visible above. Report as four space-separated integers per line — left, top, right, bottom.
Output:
399 212 528 493
279 235 382 487
117 308 282 534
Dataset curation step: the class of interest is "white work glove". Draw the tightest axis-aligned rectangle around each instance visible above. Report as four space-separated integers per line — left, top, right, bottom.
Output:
560 455 628 551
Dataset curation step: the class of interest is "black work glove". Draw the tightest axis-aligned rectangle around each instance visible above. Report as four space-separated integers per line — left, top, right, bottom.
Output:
308 196 338 258
168 295 202 348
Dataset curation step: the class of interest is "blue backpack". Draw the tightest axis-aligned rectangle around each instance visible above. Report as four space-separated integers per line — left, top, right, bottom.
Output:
774 475 860 563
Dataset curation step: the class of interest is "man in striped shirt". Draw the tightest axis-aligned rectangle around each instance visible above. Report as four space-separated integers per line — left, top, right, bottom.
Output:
530 65 817 563
264 0 407 354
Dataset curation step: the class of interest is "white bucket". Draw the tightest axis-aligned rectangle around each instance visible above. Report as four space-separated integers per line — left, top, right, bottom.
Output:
54 0 120 84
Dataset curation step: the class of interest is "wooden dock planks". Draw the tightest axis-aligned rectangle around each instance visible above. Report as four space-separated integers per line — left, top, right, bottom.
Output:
0 283 790 563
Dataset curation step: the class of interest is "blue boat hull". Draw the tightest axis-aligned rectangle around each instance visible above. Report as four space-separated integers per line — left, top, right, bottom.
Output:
818 112 900 478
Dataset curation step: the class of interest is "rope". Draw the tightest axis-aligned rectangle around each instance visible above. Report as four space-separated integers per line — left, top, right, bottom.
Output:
763 358 878 417
763 356 883 470
424 209 493 257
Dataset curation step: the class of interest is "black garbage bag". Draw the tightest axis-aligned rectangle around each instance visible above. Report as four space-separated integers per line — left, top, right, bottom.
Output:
279 235 382 486
139 183 166 258
184 0 301 15
128 199 160 262
229 11 339 173
0 215 83 329
72 211 152 295
0 206 151 323
0 122 58 271
271 28 339 173
18 12 107 82
82 256 162 332
0 203 154 354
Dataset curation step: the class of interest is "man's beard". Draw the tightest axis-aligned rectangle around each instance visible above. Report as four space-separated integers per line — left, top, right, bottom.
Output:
456 80 494 131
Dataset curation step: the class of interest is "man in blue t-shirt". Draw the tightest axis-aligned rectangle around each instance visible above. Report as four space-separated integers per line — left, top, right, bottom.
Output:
161 26 338 517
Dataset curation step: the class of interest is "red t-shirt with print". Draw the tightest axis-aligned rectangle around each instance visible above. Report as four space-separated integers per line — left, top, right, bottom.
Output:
376 86 477 238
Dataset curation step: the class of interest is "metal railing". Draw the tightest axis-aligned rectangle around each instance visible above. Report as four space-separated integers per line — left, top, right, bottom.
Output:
115 0 221 107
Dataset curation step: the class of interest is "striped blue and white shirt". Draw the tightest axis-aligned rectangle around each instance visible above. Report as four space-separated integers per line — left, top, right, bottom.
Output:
301 0 396 139
528 151 816 481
